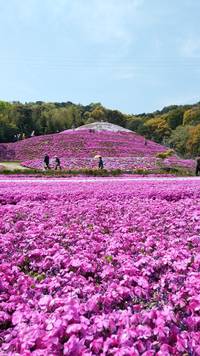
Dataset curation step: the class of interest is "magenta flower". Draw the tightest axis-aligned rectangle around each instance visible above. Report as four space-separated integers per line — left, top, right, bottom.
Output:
1 179 200 353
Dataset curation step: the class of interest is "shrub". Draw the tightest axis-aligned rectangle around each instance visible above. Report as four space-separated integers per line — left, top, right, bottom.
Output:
156 149 174 159
133 168 149 175
0 168 123 177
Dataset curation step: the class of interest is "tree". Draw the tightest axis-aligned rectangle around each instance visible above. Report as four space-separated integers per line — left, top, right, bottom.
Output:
167 125 191 156
89 107 105 122
166 109 184 129
85 117 96 124
144 117 171 142
0 100 12 113
10 104 34 135
126 117 144 132
68 105 83 128
106 109 126 127
183 107 200 126
186 124 200 156
0 116 17 142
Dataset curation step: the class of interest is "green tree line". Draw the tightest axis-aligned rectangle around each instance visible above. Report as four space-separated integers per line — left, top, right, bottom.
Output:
1 99 200 157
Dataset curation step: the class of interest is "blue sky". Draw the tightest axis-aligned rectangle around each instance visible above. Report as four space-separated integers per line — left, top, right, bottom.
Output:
0 0 200 114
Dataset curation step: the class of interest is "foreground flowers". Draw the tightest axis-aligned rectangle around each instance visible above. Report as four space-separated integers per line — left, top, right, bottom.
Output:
1 179 200 355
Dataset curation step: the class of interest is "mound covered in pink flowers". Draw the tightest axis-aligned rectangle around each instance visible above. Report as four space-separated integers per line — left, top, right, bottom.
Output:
1 179 200 354
0 129 194 171
1 130 165 161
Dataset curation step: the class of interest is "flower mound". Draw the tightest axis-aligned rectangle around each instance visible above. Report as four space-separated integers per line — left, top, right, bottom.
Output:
0 130 167 163
1 130 194 172
1 180 200 354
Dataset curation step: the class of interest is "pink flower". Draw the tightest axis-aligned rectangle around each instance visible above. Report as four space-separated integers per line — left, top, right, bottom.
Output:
91 337 104 353
63 335 84 355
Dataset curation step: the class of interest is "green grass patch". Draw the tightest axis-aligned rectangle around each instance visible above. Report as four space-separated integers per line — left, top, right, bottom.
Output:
0 168 124 177
133 167 194 176
0 167 194 177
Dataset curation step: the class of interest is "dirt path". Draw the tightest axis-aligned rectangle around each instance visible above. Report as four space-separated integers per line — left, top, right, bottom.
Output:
0 162 29 170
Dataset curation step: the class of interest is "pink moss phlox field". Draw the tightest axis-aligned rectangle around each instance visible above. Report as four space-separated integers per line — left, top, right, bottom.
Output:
21 156 195 171
1 180 200 354
1 130 194 171
0 130 168 161
21 156 159 171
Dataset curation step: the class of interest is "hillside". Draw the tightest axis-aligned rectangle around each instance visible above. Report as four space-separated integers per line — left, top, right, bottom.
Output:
0 123 194 172
1 99 200 157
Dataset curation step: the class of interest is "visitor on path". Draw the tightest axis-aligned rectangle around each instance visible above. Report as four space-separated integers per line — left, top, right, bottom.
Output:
196 157 200 176
144 138 147 146
98 156 104 169
44 154 50 170
55 156 61 170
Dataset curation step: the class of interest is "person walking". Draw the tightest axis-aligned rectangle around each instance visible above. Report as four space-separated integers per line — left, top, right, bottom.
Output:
44 154 50 170
98 156 104 169
196 157 200 176
55 156 61 170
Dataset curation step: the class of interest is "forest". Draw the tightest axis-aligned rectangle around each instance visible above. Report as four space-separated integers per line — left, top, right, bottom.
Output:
1 99 200 157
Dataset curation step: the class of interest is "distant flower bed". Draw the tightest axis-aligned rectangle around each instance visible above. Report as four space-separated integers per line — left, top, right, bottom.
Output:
1 180 200 353
22 156 195 172
163 157 195 169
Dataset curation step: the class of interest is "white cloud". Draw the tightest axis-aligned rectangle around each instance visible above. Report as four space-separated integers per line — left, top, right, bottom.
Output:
0 0 144 49
0 0 145 66
181 37 200 58
53 0 144 46
116 72 136 80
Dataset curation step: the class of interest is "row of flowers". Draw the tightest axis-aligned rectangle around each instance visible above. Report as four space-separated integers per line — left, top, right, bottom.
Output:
1 180 200 354
21 156 195 171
